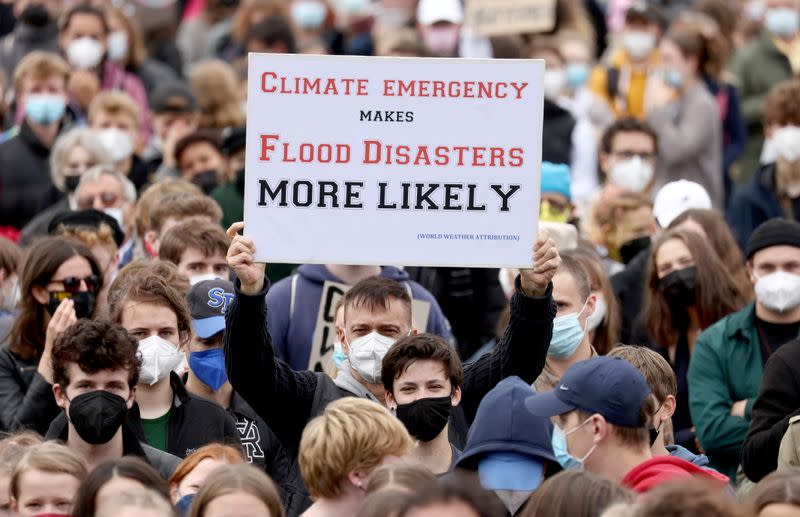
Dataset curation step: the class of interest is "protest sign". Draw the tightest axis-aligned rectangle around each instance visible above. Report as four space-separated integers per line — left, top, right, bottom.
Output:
465 0 557 36
244 53 544 268
308 281 432 372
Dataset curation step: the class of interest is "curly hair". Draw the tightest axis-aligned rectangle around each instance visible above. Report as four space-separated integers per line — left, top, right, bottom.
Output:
51 319 141 390
107 261 192 346
762 79 800 128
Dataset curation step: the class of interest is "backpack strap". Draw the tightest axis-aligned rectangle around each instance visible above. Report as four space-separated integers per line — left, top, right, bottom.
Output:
606 66 620 99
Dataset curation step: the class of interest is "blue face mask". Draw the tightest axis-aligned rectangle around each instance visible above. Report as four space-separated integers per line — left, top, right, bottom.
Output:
189 348 228 391
548 301 588 358
25 94 66 125
765 8 800 37
175 492 195 515
291 0 327 29
551 418 596 470
566 63 589 90
332 341 347 369
664 68 683 89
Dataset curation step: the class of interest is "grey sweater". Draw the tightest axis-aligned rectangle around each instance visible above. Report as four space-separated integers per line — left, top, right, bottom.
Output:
648 81 724 209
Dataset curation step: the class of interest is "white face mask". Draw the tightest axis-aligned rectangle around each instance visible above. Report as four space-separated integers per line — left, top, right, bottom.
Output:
622 30 656 60
97 128 134 163
189 273 222 286
102 207 124 231
586 296 607 332
543 69 567 100
771 125 800 163
345 331 396 384
137 335 184 386
107 31 129 63
610 156 654 192
67 36 105 69
754 271 800 313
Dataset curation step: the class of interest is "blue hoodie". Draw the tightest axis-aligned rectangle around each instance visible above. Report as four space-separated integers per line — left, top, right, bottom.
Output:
666 444 712 469
265 265 452 370
456 376 557 471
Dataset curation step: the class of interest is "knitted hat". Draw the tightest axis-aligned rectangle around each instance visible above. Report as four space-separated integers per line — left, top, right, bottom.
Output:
541 162 571 201
746 218 800 259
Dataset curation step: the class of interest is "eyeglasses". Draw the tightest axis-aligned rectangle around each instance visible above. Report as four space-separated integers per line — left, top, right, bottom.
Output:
77 192 119 209
49 275 100 293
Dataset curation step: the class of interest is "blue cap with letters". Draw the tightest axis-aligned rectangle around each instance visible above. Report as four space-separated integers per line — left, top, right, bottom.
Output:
187 279 235 339
524 356 651 428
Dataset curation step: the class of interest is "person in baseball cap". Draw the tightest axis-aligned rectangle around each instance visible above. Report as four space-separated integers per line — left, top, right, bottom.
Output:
652 180 712 229
526 356 729 492
416 0 462 57
183 278 303 502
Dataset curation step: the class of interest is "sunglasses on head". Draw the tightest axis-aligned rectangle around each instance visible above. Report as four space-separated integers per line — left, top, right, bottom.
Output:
49 275 100 293
77 192 119 209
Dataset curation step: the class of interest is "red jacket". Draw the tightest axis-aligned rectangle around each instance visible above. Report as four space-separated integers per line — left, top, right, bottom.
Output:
621 456 730 493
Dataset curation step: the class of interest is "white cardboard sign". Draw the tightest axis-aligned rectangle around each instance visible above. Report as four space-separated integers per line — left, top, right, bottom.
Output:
465 0 557 36
244 54 543 268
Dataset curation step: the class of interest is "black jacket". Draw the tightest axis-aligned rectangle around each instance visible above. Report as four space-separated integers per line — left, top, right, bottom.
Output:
45 412 181 479
405 267 507 360
127 372 241 458
0 346 60 434
0 120 63 229
229 392 311 516
741 337 800 481
225 277 555 458
542 99 576 166
611 246 651 344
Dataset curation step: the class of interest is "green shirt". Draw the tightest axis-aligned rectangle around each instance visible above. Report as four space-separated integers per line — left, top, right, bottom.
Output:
140 407 173 452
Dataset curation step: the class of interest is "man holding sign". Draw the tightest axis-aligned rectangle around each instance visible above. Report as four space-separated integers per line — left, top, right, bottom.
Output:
224 222 559 458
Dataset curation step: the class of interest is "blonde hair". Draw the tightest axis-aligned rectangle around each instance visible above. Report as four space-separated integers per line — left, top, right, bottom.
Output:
299 398 412 499
0 432 42 476
189 60 245 130
10 442 88 499
13 51 70 94
188 464 284 517
135 179 203 238
88 91 141 131
55 222 118 255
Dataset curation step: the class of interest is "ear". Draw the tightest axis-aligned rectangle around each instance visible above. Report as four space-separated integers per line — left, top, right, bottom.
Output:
747 261 756 284
169 484 180 505
385 390 396 411
10 497 17 513
591 414 609 444
346 469 366 491
53 383 68 410
127 386 137 408
32 284 49 306
583 293 597 321
411 328 419 336
337 327 349 355
450 386 462 407
144 230 159 254
661 395 677 420
598 151 611 177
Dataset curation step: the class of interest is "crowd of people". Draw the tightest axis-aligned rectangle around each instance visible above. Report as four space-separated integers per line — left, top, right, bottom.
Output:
0 0 800 516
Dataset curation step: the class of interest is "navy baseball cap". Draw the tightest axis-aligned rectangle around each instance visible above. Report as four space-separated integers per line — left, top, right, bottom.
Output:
187 279 235 339
525 357 651 428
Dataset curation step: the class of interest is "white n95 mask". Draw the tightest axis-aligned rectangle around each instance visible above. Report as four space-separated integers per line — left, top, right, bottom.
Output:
346 331 396 383
754 271 800 313
138 335 184 386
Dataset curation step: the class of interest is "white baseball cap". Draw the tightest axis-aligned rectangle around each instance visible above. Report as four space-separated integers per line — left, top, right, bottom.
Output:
417 0 464 25
652 180 712 228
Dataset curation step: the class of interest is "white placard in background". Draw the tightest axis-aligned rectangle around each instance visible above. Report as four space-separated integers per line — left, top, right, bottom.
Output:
244 54 544 268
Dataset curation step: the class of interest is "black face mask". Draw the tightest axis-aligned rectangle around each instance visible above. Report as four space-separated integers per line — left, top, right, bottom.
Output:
192 170 218 195
619 236 651 265
47 291 95 319
659 267 697 307
64 174 81 193
395 395 452 442
235 167 245 197
20 3 50 27
67 390 128 445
